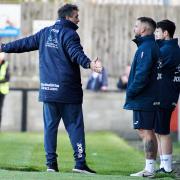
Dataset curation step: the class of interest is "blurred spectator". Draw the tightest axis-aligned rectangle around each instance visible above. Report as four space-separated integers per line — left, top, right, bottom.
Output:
0 52 10 128
86 67 108 91
117 64 130 90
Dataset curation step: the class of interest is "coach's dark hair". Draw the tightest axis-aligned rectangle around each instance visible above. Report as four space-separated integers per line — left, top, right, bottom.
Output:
137 17 156 32
58 4 78 19
157 19 176 38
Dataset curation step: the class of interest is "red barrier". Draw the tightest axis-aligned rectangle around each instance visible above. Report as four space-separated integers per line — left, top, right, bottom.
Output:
170 105 178 132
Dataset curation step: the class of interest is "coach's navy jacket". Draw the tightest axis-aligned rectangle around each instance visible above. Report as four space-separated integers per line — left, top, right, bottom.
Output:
1 19 91 103
124 35 159 111
156 38 180 110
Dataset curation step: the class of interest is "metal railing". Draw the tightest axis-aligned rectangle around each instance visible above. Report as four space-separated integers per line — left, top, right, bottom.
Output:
10 87 38 132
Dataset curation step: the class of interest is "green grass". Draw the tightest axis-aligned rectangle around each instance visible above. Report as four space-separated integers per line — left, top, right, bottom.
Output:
0 132 174 179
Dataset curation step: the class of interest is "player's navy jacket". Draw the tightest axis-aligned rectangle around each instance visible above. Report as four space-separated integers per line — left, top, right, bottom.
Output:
156 38 180 110
1 19 91 103
124 35 159 111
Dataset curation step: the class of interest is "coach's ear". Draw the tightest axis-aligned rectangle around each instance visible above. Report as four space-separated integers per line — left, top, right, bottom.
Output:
65 15 71 21
163 30 169 38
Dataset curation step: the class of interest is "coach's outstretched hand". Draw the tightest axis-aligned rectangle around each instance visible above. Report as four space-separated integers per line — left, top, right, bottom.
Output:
90 57 103 73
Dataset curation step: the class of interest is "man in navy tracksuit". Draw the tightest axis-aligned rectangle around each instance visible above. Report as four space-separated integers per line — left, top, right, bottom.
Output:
155 20 180 174
86 67 108 91
124 17 159 178
0 4 102 173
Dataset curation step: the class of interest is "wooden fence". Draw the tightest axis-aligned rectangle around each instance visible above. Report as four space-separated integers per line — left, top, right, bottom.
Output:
2 1 180 86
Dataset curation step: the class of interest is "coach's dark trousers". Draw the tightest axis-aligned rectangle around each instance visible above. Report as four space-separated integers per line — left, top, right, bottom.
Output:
43 102 86 168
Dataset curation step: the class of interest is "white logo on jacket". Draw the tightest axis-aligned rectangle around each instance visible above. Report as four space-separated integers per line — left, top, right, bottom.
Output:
175 64 180 74
45 35 58 49
141 51 144 59
157 73 162 80
41 83 59 91
51 29 59 33
153 102 160 106
173 76 180 82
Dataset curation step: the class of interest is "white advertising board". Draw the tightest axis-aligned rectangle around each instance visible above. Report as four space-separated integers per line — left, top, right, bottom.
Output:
0 4 21 37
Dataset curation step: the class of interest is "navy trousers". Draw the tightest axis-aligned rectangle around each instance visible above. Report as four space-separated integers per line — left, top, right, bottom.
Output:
43 102 86 168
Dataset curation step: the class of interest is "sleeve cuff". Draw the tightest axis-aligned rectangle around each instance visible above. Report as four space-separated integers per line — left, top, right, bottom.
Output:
85 61 91 69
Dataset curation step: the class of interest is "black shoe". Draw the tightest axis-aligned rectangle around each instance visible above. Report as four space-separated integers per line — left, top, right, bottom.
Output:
156 168 173 174
47 162 59 172
72 164 96 174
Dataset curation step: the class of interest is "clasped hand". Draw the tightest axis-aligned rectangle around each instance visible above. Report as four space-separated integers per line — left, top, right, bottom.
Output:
90 57 103 73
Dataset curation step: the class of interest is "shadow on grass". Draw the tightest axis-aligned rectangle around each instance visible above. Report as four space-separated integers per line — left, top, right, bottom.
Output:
155 173 175 179
0 166 42 172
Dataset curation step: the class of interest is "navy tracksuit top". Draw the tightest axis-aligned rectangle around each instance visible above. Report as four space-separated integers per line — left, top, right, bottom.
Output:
156 38 180 110
1 19 91 104
124 35 160 111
